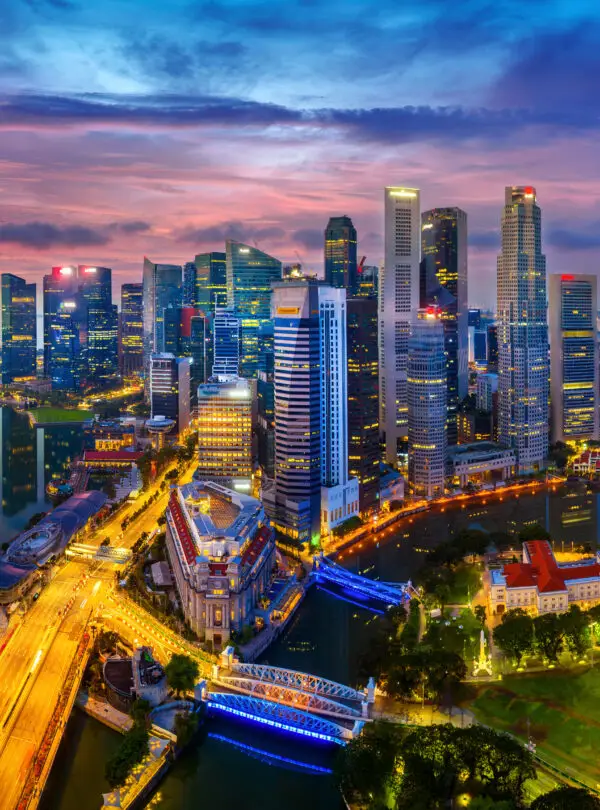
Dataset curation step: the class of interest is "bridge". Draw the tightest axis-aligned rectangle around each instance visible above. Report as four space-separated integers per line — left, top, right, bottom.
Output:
311 554 417 607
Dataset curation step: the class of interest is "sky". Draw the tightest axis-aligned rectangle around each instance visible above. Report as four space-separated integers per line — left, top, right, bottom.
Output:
1 0 600 308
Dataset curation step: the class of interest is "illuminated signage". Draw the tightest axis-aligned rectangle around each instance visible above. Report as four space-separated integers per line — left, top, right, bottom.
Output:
276 307 300 316
389 189 418 198
60 266 74 275
84 267 97 274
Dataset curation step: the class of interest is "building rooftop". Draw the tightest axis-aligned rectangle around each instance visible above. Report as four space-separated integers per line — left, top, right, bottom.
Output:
174 481 262 543
501 540 600 594
449 441 510 458
84 450 143 463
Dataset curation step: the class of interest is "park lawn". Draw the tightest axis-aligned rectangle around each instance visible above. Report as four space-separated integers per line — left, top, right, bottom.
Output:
30 407 93 423
468 668 600 788
447 563 482 604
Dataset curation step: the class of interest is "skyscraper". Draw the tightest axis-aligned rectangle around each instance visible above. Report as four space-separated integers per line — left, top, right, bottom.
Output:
226 241 281 378
149 353 190 434
142 258 182 366
549 273 599 443
80 265 117 387
194 252 227 313
120 283 144 377
420 207 468 445
178 307 211 405
212 307 241 377
407 308 447 497
43 266 81 390
183 261 197 307
347 297 380 515
487 324 499 371
380 187 421 464
257 321 275 480
324 216 358 293
264 280 358 543
497 186 549 470
1 274 36 384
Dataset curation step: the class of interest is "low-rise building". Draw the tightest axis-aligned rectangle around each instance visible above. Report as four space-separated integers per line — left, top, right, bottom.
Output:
379 467 405 509
489 540 600 615
572 449 600 477
104 646 167 711
448 442 516 487
165 481 275 648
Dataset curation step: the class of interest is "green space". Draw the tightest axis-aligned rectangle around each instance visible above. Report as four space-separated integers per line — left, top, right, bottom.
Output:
446 562 482 604
29 407 93 424
468 668 600 788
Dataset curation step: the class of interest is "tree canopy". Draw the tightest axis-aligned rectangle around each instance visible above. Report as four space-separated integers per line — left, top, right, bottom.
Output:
530 786 600 809
165 653 199 696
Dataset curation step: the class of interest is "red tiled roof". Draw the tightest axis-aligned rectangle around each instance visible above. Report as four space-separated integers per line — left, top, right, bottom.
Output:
502 540 600 595
83 450 143 462
241 525 272 568
168 491 196 565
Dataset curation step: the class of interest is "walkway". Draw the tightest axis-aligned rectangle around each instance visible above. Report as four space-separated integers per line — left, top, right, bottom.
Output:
76 692 133 733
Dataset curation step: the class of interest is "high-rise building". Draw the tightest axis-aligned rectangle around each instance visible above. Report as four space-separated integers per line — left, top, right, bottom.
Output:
468 309 481 329
149 353 190 434
324 216 358 294
380 187 421 464
178 307 211 405
142 258 182 366
212 307 241 377
1 274 36 384
497 186 549 470
347 297 380 515
407 308 447 497
356 264 378 298
43 265 81 390
226 241 281 378
476 373 499 413
194 252 227 313
183 262 197 307
549 273 599 443
487 324 499 371
420 207 468 445
195 376 252 490
80 266 117 387
120 283 144 377
264 280 359 543
257 321 275 480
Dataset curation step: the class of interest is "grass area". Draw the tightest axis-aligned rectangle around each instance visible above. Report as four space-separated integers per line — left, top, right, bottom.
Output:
30 407 94 423
467 667 600 788
446 562 482 604
423 608 482 659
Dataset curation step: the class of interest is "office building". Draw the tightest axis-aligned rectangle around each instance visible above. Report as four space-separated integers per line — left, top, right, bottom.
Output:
194 252 227 313
476 373 499 413
1 274 36 384
43 265 81 390
149 353 190 434
324 215 358 294
347 297 380 515
120 283 144 377
196 376 252 490
468 309 481 329
487 324 499 370
549 273 599 443
80 265 118 387
142 258 182 365
380 187 421 464
264 280 359 543
257 322 275 479
420 207 468 444
497 187 549 470
407 308 447 498
178 307 211 405
183 262 197 307
165 481 275 647
356 264 378 298
473 329 487 367
226 241 281 377
212 307 241 377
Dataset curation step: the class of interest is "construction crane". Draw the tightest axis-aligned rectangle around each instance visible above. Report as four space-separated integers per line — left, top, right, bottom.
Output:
357 256 366 274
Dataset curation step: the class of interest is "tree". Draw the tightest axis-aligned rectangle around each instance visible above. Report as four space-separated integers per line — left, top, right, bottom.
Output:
434 583 451 614
173 709 199 748
561 605 591 658
334 720 403 806
421 650 467 704
165 654 199 696
534 612 564 662
474 605 487 626
399 724 463 807
105 725 149 788
131 698 151 728
518 523 551 543
493 609 534 665
530 786 600 809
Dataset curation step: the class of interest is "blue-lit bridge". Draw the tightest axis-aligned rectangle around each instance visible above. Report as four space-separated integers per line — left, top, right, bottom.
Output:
311 554 417 607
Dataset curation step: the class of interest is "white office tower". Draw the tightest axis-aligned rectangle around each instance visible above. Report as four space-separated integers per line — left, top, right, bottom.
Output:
380 187 421 465
407 309 447 498
212 307 241 377
549 273 599 443
497 187 549 471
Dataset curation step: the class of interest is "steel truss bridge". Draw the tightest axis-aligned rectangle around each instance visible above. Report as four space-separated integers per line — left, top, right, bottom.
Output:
229 662 365 702
311 554 415 606
206 691 361 744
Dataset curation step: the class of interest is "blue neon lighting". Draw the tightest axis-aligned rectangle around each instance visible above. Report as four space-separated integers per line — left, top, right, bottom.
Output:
207 733 334 774
207 702 346 745
316 584 385 615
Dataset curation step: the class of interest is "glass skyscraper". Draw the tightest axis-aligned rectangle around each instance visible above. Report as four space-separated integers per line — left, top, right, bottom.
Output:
420 207 468 446
183 261 197 307
194 252 227 313
1 273 36 384
44 266 81 390
257 321 275 480
142 258 182 367
212 307 241 377
324 216 358 294
226 241 282 378
120 283 144 377
80 265 117 387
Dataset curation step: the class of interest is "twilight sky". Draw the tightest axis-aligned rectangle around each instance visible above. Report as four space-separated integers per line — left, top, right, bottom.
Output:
1 0 599 308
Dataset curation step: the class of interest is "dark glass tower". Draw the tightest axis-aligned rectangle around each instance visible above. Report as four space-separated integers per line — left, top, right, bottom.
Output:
120 283 144 377
1 273 36 384
257 321 275 479
43 266 81 391
183 261 197 307
347 297 380 515
142 258 182 366
226 241 281 378
194 252 227 313
420 207 468 445
80 265 117 387
324 216 358 294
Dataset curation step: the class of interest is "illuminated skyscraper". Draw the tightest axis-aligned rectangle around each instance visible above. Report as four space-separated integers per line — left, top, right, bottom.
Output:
420 207 468 445
549 273 599 442
149 353 190 434
407 308 447 497
43 265 81 390
80 265 117 387
142 258 182 366
257 322 275 479
212 307 241 377
120 283 144 377
195 376 252 490
194 252 227 313
324 216 358 293
380 187 421 464
1 274 36 384
497 186 549 470
183 261 197 307
226 241 281 377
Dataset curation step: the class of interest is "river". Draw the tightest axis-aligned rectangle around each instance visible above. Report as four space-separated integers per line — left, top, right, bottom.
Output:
38 475 599 807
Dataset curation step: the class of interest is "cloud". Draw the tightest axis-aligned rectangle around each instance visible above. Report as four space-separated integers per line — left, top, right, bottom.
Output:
470 230 500 249
547 224 600 252
293 228 323 250
177 220 285 245
108 220 151 234
0 221 109 249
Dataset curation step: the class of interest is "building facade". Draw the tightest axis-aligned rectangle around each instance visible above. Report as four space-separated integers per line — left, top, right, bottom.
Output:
257 322 275 480
407 308 447 498
226 240 281 378
549 273 599 443
194 252 227 313
120 283 144 377
43 266 81 390
183 262 197 308
1 274 36 384
497 187 549 471
324 215 358 294
380 187 421 464
165 481 275 647
420 207 468 445
347 297 380 515
142 258 182 367
212 307 241 377
80 265 117 387
149 353 190 434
